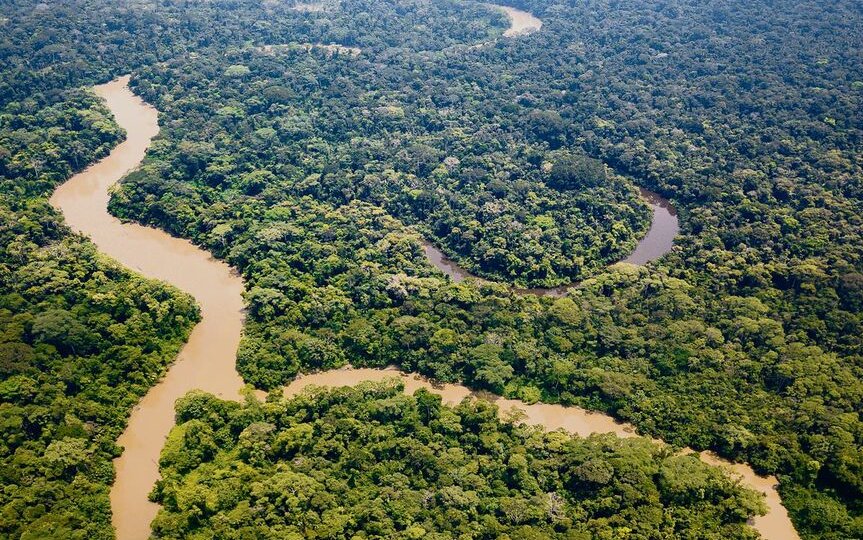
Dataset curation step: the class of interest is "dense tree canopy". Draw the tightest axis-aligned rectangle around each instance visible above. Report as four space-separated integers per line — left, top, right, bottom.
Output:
112 49 649 287
0 0 861 537
151 382 766 539
108 2 862 535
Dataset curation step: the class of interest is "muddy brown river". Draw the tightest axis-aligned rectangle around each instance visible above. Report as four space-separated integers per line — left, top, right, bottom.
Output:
50 77 247 540
50 73 796 539
494 4 543 36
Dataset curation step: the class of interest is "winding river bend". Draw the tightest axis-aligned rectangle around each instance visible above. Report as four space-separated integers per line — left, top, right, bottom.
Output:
50 77 247 540
423 187 680 297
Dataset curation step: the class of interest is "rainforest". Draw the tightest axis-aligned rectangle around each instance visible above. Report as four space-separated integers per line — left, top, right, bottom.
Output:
0 0 861 539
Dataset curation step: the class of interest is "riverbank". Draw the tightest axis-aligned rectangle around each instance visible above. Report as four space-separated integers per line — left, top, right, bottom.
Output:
282 366 798 540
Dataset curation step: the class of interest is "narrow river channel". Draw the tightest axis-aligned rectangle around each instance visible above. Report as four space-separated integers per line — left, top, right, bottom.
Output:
50 77 247 540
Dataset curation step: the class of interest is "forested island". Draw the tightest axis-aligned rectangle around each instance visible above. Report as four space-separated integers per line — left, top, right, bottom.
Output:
1 0 861 539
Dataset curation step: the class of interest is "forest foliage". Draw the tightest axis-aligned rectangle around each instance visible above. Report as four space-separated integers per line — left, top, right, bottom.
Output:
151 382 765 539
110 2 862 536
0 0 861 537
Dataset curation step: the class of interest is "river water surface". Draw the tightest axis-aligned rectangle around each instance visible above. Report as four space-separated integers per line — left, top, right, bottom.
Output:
50 77 247 540
495 4 543 36
50 69 795 540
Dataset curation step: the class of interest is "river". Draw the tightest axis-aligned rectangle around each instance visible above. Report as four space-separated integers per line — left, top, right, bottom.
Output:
285 367 797 540
49 70 794 540
422 187 680 297
50 77 247 540
495 4 543 36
